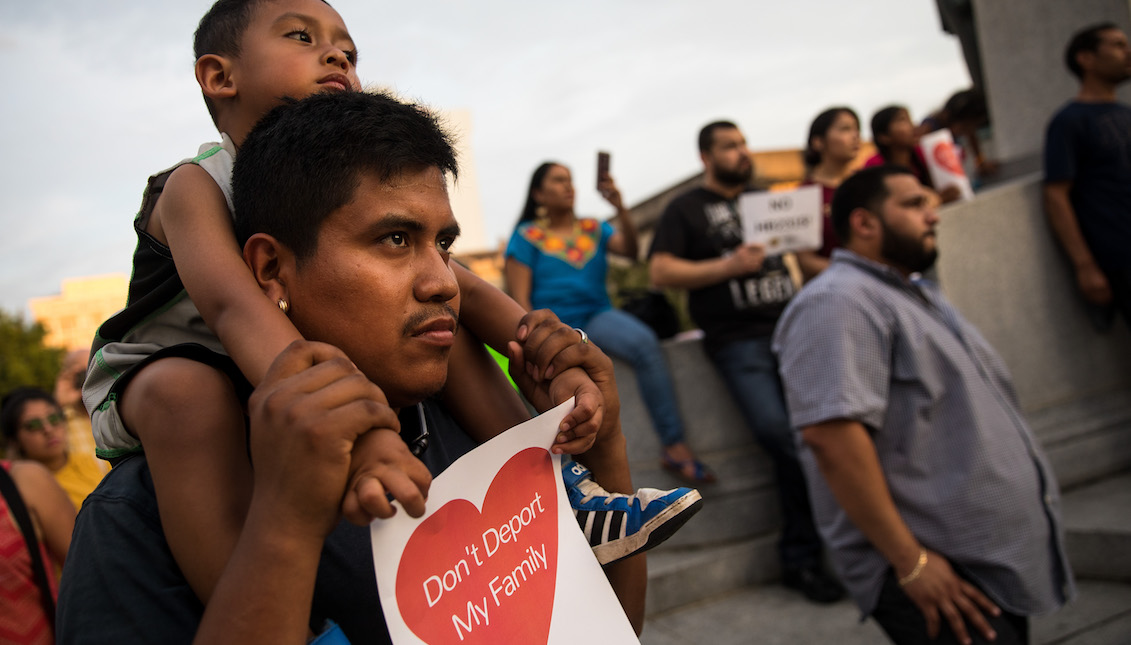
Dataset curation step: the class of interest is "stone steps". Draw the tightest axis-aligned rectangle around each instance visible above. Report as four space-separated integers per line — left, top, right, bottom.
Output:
610 342 1131 619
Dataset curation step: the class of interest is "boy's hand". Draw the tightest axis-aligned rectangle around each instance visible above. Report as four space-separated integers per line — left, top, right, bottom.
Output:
508 309 621 453
340 423 433 526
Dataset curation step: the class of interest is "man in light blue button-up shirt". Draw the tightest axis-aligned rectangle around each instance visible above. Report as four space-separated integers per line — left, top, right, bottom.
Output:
774 165 1074 645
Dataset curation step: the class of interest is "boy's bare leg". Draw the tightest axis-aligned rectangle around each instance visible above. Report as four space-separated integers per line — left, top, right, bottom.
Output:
120 358 252 604
508 314 649 631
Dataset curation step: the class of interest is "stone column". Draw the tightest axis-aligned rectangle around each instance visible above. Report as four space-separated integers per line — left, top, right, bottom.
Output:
970 0 1131 161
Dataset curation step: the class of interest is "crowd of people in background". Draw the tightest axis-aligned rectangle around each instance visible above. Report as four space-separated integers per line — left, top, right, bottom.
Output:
2 5 1128 642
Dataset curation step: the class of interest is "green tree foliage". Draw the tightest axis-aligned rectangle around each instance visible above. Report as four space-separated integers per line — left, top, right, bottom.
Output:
0 309 65 397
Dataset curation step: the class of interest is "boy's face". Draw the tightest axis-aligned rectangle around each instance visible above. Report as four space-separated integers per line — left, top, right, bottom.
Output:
286 167 462 409
234 0 362 122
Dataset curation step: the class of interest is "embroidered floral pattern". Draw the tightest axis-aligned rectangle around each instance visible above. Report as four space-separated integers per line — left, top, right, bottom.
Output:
520 219 602 269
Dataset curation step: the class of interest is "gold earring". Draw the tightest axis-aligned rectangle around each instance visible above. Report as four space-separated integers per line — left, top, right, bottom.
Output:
535 205 549 225
277 299 290 315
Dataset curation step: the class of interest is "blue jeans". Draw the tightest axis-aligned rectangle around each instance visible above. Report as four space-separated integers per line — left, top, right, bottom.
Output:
583 308 687 447
707 337 822 568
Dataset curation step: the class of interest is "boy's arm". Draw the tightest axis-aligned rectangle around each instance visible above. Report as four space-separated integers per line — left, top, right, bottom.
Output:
451 263 600 439
438 323 532 445
157 165 303 385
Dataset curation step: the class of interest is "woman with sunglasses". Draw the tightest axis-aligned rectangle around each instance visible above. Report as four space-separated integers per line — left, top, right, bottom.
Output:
2 387 77 644
2 387 105 511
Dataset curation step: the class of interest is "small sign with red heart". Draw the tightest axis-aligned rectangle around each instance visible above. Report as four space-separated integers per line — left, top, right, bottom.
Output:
372 399 640 644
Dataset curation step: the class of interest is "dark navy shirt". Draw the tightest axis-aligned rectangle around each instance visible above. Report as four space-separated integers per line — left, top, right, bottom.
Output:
1044 101 1131 272
57 399 477 644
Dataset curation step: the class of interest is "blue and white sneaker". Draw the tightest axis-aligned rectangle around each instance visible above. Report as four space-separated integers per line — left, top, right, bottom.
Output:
562 460 703 565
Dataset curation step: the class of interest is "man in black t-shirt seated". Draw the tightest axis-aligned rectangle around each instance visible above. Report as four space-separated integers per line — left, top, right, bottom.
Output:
648 121 844 604
1044 22 1131 329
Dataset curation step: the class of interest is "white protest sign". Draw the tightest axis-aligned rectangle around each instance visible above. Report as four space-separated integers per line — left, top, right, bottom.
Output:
919 129 974 201
738 184 822 253
371 399 640 645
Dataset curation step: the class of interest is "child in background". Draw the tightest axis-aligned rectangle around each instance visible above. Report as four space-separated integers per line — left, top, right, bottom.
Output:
865 105 961 204
84 0 698 607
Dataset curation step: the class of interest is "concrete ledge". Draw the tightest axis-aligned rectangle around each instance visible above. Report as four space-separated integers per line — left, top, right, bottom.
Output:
614 173 1131 618
1061 473 1131 583
644 535 780 617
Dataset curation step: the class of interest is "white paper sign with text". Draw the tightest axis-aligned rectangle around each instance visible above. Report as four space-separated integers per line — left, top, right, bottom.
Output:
371 399 640 644
738 185 823 254
919 129 974 201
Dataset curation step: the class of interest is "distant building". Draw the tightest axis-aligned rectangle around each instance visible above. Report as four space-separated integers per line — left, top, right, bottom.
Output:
28 275 128 352
443 109 490 254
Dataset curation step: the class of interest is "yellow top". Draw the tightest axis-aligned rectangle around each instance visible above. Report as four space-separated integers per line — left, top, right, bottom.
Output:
54 452 107 511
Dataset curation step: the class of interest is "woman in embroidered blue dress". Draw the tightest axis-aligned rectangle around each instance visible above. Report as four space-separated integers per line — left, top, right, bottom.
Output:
505 162 714 484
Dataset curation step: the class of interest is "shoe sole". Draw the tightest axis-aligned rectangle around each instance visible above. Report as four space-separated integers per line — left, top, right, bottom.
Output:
590 490 703 565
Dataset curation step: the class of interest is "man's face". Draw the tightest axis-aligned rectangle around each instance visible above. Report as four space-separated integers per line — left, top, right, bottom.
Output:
704 127 753 187
875 174 939 274
287 167 461 408
233 0 362 122
1085 28 1131 84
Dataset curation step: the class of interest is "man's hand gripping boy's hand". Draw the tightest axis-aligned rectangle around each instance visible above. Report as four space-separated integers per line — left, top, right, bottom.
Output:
507 309 620 455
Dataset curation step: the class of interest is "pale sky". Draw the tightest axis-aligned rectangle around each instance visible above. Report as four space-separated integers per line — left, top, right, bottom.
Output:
0 0 970 315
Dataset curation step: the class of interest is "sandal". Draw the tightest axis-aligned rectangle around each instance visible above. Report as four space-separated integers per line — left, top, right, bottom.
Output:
661 453 717 485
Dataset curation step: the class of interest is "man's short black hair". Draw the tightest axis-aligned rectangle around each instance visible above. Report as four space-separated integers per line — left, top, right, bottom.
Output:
698 121 739 153
233 90 458 262
1065 22 1120 79
831 165 916 243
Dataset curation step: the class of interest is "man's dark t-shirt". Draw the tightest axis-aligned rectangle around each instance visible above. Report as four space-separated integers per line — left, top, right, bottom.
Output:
648 187 795 354
1044 101 1131 272
56 399 478 645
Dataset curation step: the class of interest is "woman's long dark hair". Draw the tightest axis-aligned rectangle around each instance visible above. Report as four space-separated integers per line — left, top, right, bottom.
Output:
804 106 859 169
1 387 58 445
516 161 565 227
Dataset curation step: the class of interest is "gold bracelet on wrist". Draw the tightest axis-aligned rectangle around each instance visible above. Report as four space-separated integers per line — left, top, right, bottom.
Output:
898 548 928 587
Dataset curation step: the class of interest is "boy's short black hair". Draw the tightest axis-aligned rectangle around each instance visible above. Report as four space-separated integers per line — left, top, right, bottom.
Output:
193 0 331 126
1 387 58 443
830 165 916 243
233 90 458 262
1065 22 1120 79
698 121 739 153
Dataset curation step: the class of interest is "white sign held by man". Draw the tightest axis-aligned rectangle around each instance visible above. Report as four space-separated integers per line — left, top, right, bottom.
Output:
739 185 822 254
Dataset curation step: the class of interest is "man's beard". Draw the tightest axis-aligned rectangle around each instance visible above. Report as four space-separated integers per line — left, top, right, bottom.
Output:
714 162 753 188
880 220 938 274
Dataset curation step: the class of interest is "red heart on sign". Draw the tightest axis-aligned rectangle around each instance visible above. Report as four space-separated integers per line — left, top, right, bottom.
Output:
931 139 964 176
396 448 559 644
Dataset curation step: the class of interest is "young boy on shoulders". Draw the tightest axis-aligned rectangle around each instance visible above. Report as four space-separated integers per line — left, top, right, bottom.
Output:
84 0 698 606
